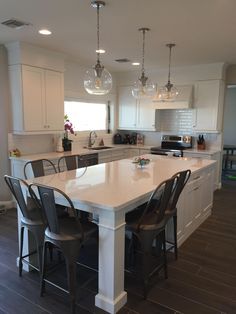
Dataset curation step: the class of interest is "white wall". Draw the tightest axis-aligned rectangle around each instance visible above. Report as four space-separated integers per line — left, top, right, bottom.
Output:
115 62 225 87
223 87 236 145
0 46 11 203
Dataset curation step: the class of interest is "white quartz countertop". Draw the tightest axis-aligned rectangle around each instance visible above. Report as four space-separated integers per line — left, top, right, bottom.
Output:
26 154 216 212
9 144 152 162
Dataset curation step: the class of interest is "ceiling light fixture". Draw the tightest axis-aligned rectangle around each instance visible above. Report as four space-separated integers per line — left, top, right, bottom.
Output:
132 27 155 99
154 43 178 102
132 62 140 66
38 29 52 35
84 0 112 95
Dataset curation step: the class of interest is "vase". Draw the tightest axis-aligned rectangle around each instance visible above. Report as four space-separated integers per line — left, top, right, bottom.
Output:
62 138 72 151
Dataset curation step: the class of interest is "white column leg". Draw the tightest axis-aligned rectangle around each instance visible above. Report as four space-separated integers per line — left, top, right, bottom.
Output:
95 209 127 314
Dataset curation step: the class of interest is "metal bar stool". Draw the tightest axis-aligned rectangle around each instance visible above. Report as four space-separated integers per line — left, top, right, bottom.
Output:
29 183 98 314
4 175 46 276
125 175 178 299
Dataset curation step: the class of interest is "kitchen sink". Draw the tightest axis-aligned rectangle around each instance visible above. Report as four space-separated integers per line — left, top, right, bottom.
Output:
89 146 113 150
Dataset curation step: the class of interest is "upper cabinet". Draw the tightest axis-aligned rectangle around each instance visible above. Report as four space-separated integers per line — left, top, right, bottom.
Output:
9 65 64 133
193 80 225 132
118 86 156 131
6 41 65 134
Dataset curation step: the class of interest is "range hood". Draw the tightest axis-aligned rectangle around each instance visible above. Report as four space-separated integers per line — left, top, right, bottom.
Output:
153 85 193 109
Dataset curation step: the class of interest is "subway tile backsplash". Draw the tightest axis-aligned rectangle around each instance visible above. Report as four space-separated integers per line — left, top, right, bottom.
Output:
157 109 194 134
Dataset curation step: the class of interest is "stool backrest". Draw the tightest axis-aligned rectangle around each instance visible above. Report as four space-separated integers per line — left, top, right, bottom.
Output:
137 175 178 231
169 169 191 211
4 175 40 221
29 183 83 237
24 159 57 179
58 155 80 172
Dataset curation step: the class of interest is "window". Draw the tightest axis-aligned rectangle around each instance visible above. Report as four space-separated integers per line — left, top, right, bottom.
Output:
64 100 107 131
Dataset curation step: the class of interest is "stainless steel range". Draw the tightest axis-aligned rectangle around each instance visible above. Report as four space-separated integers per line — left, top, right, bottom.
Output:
151 135 192 157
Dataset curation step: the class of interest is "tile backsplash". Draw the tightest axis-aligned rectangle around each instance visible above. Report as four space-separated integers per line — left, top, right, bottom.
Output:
157 109 194 134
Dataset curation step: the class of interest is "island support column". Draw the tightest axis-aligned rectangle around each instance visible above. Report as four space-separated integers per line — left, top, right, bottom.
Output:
95 209 127 314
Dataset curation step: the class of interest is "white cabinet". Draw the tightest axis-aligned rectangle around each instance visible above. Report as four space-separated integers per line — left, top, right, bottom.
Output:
184 173 203 235
9 64 64 133
118 86 156 131
98 149 126 164
193 80 225 132
201 168 214 218
165 164 215 247
98 151 112 164
183 151 221 190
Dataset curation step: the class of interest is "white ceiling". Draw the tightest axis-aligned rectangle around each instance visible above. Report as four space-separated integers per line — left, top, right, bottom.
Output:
0 0 236 72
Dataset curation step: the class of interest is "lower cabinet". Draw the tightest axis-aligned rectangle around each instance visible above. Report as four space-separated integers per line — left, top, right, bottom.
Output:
166 165 215 246
183 151 221 190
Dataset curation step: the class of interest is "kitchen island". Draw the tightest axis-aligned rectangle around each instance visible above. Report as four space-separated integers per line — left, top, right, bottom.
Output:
19 155 216 314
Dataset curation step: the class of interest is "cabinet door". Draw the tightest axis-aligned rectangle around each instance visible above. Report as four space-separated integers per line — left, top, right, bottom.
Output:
128 149 140 158
98 151 112 164
118 86 137 129
137 98 156 130
45 70 64 131
201 168 214 217
193 80 224 132
184 174 202 234
22 65 45 131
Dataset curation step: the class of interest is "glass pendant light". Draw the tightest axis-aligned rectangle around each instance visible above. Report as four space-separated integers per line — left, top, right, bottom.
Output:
154 43 178 102
84 1 112 95
132 28 155 99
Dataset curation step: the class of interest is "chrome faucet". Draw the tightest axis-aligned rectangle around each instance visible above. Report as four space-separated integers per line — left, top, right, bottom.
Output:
88 131 97 147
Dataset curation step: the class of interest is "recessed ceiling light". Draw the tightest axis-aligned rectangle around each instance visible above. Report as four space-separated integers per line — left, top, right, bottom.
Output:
96 49 105 54
38 29 52 35
132 62 140 66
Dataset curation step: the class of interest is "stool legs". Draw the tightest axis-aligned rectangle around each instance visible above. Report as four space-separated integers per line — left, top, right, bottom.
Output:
19 226 24 277
66 258 77 314
40 241 47 296
173 215 178 260
162 231 168 279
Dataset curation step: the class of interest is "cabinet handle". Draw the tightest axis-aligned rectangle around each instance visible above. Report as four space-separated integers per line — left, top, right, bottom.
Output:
193 176 200 181
193 187 199 191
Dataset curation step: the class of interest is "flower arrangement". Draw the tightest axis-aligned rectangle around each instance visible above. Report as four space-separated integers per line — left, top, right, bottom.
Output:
64 115 74 139
62 115 75 151
132 157 150 168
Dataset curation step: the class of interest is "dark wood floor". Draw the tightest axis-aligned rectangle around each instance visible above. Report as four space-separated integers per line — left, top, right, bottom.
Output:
0 177 236 314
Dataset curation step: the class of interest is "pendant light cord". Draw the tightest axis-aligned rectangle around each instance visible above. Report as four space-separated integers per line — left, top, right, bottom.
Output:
141 29 146 75
96 3 100 62
167 45 172 84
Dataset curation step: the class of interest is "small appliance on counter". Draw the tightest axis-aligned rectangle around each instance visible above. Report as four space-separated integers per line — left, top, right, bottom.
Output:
123 134 131 144
113 133 123 144
130 133 137 145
